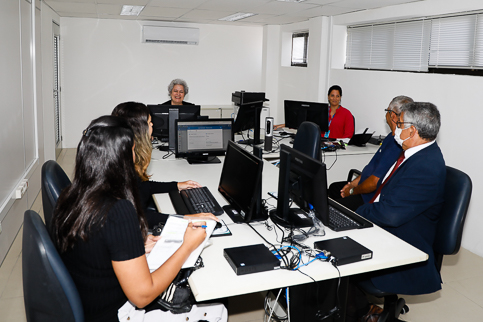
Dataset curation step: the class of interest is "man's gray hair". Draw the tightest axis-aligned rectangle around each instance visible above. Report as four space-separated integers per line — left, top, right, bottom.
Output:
388 95 413 114
401 102 441 141
167 79 189 96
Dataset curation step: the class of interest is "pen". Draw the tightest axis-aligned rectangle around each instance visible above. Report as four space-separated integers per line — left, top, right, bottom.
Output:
193 224 207 228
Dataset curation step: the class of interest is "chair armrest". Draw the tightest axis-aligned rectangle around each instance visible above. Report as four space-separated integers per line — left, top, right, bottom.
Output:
347 169 362 183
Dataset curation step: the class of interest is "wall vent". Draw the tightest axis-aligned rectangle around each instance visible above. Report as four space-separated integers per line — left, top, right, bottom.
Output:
142 26 199 45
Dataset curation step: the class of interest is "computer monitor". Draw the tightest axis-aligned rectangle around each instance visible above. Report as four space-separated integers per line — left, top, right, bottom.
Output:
232 91 268 146
284 100 329 132
218 141 267 223
269 144 329 228
148 105 201 140
175 118 234 164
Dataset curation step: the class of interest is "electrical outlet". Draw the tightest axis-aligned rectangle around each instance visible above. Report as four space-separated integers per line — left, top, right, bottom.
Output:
14 179 28 199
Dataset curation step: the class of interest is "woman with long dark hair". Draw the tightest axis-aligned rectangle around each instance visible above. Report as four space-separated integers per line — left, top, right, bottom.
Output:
52 116 207 322
112 101 218 228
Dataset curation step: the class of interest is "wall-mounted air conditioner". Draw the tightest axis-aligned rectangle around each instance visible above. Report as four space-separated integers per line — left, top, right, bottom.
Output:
142 26 199 45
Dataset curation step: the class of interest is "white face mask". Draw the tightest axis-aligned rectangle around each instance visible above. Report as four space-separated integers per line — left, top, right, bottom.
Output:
394 127 411 146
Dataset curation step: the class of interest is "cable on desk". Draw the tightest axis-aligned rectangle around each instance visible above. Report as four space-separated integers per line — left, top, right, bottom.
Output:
314 256 342 321
324 149 338 171
247 222 291 269
162 150 174 159
263 197 277 213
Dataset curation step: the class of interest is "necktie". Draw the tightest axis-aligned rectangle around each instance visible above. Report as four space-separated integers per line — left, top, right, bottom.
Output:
369 151 405 203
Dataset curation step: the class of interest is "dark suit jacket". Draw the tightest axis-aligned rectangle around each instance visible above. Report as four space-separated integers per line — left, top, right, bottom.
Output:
356 142 445 295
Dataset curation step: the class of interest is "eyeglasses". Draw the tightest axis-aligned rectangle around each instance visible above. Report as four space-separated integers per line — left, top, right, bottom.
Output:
384 108 400 116
396 121 413 129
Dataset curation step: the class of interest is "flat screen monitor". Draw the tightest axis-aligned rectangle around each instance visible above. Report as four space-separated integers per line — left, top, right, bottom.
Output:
232 103 263 133
269 144 329 228
175 118 234 164
232 91 268 146
148 105 201 140
284 100 329 132
218 141 267 223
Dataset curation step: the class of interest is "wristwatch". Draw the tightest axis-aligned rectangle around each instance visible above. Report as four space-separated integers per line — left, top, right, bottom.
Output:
349 187 354 195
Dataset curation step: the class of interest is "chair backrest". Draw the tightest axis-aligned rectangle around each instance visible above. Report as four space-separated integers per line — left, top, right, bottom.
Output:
433 166 472 271
293 121 321 160
42 160 71 235
22 210 84 322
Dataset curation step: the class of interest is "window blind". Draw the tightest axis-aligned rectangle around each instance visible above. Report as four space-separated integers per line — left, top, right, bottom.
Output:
429 14 483 69
346 20 431 72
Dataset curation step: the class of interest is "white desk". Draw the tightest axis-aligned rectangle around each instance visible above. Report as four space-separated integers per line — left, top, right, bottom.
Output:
321 144 379 184
248 134 380 185
149 148 427 302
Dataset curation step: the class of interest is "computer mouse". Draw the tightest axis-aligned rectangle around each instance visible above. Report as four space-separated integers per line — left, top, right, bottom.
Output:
215 221 222 229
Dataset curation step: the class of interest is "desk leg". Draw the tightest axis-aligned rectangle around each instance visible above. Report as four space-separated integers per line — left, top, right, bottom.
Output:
274 277 348 322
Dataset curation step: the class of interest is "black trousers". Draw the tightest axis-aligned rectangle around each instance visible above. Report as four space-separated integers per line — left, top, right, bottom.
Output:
328 181 365 212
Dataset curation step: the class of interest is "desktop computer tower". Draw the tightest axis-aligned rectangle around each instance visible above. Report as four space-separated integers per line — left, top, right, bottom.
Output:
271 277 348 322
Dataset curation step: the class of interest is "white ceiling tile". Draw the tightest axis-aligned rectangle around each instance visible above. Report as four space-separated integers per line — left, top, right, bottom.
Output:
43 0 432 26
197 0 271 12
181 9 234 20
139 6 191 18
47 2 97 14
291 4 362 17
147 0 208 9
97 0 149 5
96 4 122 15
331 0 420 10
250 1 320 15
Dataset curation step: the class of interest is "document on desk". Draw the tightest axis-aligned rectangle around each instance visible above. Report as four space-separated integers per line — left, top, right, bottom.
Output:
147 216 216 272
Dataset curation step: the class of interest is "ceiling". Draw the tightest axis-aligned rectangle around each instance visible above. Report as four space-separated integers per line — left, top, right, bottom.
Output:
43 0 427 26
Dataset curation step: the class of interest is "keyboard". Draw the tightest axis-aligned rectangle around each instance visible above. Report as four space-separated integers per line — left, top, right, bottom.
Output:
169 187 224 216
328 206 361 231
327 198 373 232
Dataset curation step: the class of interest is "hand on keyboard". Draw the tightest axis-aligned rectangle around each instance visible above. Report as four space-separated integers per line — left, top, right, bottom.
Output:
178 180 202 190
180 187 224 216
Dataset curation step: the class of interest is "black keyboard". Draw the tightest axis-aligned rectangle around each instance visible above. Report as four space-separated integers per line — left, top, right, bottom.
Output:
328 206 361 231
327 198 373 232
174 187 224 216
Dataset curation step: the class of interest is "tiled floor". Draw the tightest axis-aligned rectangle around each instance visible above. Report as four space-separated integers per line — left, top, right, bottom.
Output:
1 148 483 321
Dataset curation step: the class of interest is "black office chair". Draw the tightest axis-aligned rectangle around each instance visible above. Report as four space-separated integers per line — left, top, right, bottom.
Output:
293 121 321 160
358 166 472 322
41 160 71 235
22 210 84 322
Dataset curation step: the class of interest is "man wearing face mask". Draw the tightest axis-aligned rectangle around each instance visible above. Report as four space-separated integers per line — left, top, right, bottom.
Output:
327 96 412 211
356 101 445 296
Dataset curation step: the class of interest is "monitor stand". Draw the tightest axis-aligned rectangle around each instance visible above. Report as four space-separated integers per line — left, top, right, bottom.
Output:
237 105 264 146
269 208 313 228
186 156 221 164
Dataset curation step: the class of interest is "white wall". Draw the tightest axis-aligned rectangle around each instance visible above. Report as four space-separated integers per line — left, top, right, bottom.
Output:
263 16 334 125
0 0 54 264
328 0 483 257
60 18 264 148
